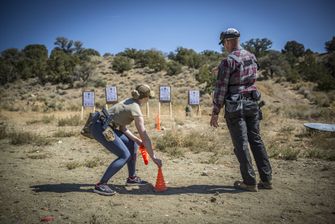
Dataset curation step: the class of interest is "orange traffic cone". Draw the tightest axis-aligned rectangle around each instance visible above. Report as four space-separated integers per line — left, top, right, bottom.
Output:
139 144 149 165
155 114 161 131
155 167 167 192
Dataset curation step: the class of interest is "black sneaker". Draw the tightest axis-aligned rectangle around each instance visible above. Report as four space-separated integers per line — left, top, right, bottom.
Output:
93 183 116 196
126 176 149 186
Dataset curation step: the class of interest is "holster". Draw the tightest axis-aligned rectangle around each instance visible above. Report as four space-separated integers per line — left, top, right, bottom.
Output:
100 107 116 142
80 112 100 139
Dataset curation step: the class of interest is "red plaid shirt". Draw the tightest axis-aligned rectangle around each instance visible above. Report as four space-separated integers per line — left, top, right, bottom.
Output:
212 47 258 115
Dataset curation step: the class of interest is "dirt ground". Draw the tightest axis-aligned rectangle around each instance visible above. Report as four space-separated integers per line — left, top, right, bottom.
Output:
0 110 335 224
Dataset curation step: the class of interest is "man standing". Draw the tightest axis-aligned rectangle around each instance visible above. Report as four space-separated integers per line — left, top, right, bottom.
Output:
210 28 272 192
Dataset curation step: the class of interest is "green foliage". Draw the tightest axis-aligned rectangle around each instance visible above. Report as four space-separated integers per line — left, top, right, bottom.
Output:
112 55 133 73
43 49 79 85
195 64 215 94
285 67 300 83
94 79 107 88
54 37 75 54
241 38 272 58
117 48 142 62
137 49 166 72
77 48 101 60
298 53 335 90
166 60 182 76
0 48 22 84
173 47 203 69
258 50 291 79
21 44 48 80
325 52 335 78
200 50 222 67
282 40 305 57
325 36 335 52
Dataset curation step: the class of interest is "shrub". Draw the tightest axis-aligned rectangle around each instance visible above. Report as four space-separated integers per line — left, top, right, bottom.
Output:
0 123 7 139
94 79 106 88
173 47 203 69
280 147 300 160
83 157 102 168
112 55 133 73
139 50 166 72
66 161 81 170
166 61 182 76
53 130 76 137
9 130 51 146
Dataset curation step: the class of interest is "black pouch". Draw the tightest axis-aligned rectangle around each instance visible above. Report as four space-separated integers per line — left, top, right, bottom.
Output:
80 112 100 139
251 90 261 101
258 109 263 120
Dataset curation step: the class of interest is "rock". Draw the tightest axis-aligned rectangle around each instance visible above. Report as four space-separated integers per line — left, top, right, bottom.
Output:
210 197 217 203
201 171 208 176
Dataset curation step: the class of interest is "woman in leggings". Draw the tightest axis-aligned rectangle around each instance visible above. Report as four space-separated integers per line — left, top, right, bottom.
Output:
91 84 162 196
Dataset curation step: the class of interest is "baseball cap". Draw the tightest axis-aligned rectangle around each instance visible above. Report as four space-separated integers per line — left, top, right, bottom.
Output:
132 84 155 99
219 28 240 45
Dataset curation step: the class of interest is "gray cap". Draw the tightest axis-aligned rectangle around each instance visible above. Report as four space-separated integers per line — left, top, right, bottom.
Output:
219 28 240 45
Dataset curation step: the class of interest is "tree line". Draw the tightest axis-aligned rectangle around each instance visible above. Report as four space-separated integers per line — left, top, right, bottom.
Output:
0 36 334 91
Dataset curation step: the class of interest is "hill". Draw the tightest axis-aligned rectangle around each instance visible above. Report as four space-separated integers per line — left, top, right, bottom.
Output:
0 55 335 224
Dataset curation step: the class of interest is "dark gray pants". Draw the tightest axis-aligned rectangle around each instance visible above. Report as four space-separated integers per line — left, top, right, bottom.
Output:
225 99 272 185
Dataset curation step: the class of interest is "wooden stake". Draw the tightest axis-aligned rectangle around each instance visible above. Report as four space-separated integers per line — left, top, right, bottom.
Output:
80 106 84 120
146 101 150 117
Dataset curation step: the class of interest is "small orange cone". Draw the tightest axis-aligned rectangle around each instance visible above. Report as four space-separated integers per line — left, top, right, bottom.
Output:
155 114 161 131
139 144 149 165
155 167 167 192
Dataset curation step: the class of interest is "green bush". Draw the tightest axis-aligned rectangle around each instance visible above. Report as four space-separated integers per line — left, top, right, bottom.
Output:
112 55 133 73
166 61 182 76
195 65 215 94
172 47 203 69
94 79 107 88
138 50 166 72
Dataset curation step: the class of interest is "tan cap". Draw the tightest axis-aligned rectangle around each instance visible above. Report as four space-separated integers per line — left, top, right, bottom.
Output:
131 84 155 99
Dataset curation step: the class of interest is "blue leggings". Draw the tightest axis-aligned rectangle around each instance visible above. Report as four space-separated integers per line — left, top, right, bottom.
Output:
90 120 138 183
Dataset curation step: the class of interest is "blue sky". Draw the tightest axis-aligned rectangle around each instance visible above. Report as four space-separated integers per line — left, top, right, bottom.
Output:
0 0 334 55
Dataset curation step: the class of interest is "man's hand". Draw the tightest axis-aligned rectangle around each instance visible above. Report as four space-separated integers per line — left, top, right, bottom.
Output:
210 114 219 128
212 67 219 76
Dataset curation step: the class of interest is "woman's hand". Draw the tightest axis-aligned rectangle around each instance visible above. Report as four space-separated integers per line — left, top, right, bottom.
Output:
152 157 162 168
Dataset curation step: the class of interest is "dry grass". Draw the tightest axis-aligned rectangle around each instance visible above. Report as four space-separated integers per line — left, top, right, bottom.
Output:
53 129 77 138
58 115 82 126
83 157 102 168
66 161 82 170
8 130 52 146
27 154 48 159
26 115 55 125
155 130 225 159
0 123 7 139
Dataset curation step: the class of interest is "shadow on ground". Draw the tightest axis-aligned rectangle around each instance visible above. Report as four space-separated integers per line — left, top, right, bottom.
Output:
30 183 242 195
